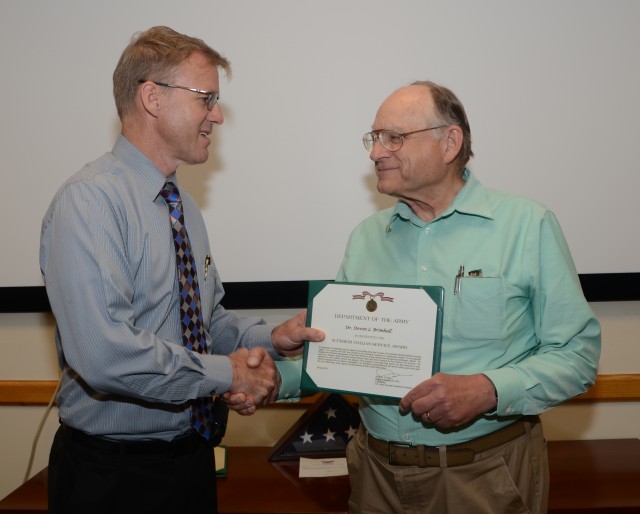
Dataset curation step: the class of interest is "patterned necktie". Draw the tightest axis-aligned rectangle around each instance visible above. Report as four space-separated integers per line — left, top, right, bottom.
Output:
160 181 225 443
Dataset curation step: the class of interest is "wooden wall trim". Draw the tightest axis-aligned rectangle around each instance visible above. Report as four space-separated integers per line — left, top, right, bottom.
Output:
1 374 639 407
571 374 640 402
0 380 60 406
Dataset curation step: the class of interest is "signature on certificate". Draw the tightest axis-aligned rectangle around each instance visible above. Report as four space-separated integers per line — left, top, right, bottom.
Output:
376 368 412 380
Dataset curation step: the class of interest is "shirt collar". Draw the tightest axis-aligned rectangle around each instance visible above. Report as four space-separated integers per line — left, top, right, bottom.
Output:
386 169 494 231
111 134 177 201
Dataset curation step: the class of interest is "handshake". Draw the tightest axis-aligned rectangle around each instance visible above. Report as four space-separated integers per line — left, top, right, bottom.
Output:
221 310 324 416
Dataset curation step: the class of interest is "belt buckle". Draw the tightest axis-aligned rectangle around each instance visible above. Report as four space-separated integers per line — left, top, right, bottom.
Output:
388 442 476 468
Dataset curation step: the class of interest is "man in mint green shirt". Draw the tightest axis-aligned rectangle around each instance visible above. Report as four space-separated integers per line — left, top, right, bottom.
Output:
338 81 600 514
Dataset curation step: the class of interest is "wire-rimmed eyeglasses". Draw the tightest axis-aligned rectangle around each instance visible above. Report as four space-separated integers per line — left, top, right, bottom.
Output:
362 126 447 152
138 80 220 110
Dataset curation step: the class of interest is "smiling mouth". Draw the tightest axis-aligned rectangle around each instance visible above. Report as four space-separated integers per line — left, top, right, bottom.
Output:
375 158 394 172
376 165 397 175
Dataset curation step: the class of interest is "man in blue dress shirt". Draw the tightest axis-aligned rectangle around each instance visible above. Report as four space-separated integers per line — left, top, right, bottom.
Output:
40 26 323 514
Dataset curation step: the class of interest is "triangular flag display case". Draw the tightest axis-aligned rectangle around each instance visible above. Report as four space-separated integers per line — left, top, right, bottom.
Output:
268 393 361 461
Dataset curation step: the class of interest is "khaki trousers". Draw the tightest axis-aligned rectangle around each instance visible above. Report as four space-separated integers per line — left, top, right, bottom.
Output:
347 420 549 514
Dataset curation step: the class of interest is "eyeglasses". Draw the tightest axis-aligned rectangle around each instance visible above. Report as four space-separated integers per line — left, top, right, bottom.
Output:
138 80 220 110
362 126 447 152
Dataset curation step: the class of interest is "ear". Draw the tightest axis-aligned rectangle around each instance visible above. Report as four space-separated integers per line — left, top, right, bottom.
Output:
138 81 162 118
441 125 463 165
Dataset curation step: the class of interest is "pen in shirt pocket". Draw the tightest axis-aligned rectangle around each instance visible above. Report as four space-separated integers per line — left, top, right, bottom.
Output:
204 255 211 280
454 266 483 295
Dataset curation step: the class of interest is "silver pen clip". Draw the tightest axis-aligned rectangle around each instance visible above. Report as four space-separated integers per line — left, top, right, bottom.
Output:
204 255 211 280
454 265 464 295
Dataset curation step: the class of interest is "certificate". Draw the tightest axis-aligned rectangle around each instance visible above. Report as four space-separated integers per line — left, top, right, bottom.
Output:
302 281 444 400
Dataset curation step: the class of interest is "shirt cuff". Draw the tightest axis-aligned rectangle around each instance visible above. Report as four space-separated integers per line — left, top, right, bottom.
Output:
199 354 234 396
482 367 524 416
276 357 303 401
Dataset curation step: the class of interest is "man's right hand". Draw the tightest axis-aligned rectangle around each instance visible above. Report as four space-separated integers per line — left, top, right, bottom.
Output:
226 348 277 413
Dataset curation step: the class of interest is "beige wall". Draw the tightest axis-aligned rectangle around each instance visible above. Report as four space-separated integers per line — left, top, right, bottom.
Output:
1 303 639 500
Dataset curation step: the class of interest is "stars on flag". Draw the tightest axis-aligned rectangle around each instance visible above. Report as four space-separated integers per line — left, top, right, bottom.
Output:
297 403 359 445
324 429 336 442
269 394 362 461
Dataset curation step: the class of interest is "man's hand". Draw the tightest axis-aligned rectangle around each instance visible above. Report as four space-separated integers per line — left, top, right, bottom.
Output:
271 310 325 357
222 312 324 415
223 368 282 416
225 348 278 415
398 372 497 429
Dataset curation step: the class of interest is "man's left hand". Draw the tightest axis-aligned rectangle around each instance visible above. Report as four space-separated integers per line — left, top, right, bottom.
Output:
271 310 325 357
399 373 497 429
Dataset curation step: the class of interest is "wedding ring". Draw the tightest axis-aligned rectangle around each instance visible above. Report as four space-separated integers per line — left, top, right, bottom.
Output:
424 412 433 423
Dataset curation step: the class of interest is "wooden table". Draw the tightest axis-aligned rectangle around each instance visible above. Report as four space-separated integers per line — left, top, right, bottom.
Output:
1 440 639 513
546 439 640 514
0 447 349 514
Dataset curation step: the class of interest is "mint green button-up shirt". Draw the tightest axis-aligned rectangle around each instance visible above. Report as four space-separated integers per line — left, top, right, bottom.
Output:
335 170 601 446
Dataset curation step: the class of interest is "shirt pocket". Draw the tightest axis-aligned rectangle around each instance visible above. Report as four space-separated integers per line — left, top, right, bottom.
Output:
449 277 507 341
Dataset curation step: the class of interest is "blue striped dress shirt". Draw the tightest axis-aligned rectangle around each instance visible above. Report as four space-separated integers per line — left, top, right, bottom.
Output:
40 135 277 440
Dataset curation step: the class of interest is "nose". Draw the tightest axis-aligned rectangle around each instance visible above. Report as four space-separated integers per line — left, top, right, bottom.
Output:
369 138 389 161
207 102 224 124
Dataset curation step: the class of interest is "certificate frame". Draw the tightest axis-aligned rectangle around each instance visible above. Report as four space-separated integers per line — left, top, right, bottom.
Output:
302 281 444 400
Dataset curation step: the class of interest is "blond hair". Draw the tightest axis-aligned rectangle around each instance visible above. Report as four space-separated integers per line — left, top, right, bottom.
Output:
113 26 231 119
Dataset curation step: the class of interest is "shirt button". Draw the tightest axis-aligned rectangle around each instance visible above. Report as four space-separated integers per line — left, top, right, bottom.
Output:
403 434 412 442
420 265 427 272
424 228 430 234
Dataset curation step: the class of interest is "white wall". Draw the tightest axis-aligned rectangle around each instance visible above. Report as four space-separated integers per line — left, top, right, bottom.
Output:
1 304 639 500
2 0 640 288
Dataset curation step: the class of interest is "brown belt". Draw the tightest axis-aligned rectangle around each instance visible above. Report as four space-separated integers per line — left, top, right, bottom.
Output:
367 417 537 468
